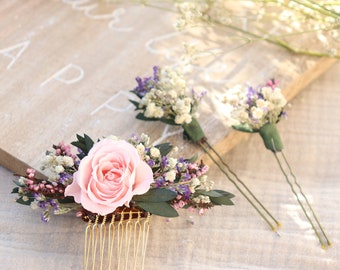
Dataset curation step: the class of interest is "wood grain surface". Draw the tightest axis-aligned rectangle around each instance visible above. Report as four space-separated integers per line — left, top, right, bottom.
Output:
0 0 336 174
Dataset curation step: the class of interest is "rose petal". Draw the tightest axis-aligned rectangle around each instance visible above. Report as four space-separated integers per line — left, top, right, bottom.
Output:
132 161 154 195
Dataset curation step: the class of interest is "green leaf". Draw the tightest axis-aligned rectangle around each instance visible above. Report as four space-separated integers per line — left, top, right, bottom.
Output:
182 118 206 143
58 196 75 204
12 179 25 187
211 189 235 198
259 123 284 152
135 201 179 217
71 141 84 150
136 113 178 126
71 134 95 158
210 196 234 206
160 118 177 126
232 124 255 133
129 99 140 110
208 190 235 206
199 190 224 197
76 134 83 141
135 113 178 126
135 113 157 122
154 143 173 157
84 134 94 152
11 187 19 194
186 153 198 163
129 89 140 98
15 197 34 206
134 189 177 203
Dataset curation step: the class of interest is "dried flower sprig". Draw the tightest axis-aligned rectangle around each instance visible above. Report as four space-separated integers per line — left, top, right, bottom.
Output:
12 133 234 222
113 0 340 59
223 79 331 248
130 65 281 232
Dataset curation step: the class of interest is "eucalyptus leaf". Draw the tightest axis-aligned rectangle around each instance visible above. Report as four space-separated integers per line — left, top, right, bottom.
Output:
210 196 234 206
12 179 25 187
160 118 177 126
187 153 198 163
197 190 223 197
212 189 235 199
136 201 179 217
134 189 177 203
135 113 158 122
232 124 255 133
154 143 173 156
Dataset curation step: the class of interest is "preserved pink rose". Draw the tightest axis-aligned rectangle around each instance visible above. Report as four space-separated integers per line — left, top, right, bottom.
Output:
65 139 153 215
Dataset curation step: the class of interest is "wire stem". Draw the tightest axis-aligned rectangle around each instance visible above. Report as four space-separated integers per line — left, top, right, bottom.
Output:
273 151 329 248
199 141 279 232
204 140 281 228
280 151 331 246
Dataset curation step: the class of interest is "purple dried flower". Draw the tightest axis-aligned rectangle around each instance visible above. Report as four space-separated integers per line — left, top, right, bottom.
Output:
147 159 155 167
161 156 168 168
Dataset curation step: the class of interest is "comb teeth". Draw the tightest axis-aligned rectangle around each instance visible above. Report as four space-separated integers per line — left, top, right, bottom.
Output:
84 209 151 270
80 206 150 223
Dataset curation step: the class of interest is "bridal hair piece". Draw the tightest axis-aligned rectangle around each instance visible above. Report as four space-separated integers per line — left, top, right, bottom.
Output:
223 79 331 248
12 133 234 268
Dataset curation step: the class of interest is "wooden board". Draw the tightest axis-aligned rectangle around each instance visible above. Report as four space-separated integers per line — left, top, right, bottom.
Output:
0 0 337 174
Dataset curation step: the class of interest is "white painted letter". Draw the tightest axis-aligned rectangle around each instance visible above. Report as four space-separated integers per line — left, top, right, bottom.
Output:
108 8 133 32
0 40 30 69
40 63 84 87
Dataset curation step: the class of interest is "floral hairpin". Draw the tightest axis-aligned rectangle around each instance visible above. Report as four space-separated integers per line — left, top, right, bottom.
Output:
130 65 281 232
12 133 234 269
223 79 331 248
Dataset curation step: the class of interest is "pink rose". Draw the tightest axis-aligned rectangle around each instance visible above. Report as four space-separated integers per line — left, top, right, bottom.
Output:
65 139 153 216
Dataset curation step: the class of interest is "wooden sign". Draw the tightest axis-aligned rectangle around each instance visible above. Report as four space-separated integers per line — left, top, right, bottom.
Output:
0 0 336 174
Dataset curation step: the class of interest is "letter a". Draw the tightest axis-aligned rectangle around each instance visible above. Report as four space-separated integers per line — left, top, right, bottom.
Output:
0 40 30 69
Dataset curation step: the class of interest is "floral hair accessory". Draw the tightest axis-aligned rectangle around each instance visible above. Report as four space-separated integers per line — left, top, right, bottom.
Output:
131 65 207 142
130 65 281 233
12 133 234 269
13 133 234 220
223 80 331 249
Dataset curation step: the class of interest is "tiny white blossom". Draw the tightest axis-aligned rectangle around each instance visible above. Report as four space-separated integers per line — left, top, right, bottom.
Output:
55 165 65 174
106 135 119 141
18 176 26 185
167 158 177 168
62 156 74 167
140 133 150 145
30 201 38 210
150 147 160 158
56 156 64 165
165 170 177 182
136 144 145 156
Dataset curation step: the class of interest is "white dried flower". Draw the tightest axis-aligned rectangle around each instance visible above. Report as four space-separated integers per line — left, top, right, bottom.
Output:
54 165 64 174
165 170 177 182
150 147 161 158
62 156 74 167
